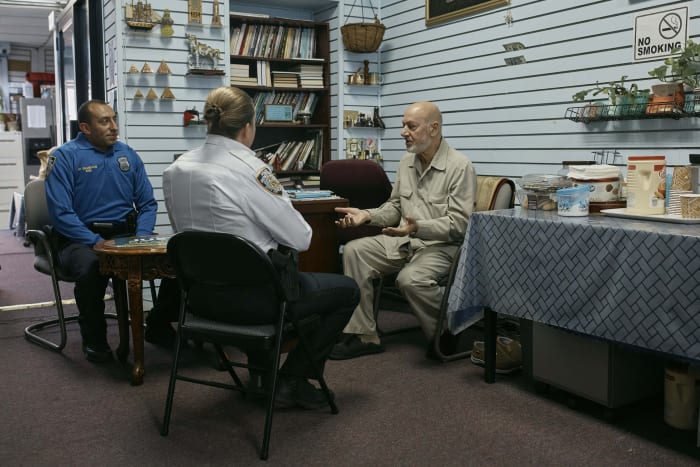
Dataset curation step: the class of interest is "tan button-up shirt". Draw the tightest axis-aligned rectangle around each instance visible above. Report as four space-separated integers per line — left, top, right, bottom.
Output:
366 139 476 257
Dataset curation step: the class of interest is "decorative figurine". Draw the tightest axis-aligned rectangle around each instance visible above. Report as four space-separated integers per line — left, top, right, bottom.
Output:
185 33 223 74
157 59 172 74
161 8 174 36
141 62 153 73
133 88 144 99
125 0 160 30
183 107 200 126
128 65 139 73
146 88 158 99
160 87 176 99
211 0 222 28
188 0 202 25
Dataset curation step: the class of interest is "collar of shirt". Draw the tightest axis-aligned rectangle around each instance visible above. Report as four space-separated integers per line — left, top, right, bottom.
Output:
204 134 255 157
73 132 118 157
408 138 449 172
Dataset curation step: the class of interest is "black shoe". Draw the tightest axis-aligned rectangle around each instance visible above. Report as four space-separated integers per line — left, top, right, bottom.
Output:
275 376 333 410
145 322 177 348
82 341 114 363
329 334 384 360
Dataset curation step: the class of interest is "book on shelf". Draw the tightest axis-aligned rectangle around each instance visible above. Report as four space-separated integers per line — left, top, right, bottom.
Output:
231 21 318 60
300 175 321 189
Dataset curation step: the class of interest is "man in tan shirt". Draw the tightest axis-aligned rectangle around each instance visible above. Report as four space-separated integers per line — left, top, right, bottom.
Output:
330 101 476 360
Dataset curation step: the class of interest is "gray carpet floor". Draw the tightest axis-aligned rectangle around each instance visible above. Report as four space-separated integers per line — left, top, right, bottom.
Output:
1 228 699 466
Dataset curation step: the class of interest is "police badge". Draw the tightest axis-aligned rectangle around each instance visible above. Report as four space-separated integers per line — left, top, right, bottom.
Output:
117 157 131 172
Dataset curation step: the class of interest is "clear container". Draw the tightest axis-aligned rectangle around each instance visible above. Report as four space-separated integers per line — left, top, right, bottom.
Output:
517 174 573 211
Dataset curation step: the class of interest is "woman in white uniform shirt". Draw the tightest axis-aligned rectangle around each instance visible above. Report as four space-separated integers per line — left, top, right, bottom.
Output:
160 87 359 409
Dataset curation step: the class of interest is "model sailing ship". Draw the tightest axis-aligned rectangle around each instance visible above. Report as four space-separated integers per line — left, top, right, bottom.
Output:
125 0 160 30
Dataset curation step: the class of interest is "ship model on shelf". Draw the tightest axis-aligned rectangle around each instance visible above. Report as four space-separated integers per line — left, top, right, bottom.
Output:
125 0 161 31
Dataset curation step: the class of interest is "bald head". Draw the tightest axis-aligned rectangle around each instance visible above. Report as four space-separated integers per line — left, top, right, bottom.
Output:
401 101 443 162
406 101 442 128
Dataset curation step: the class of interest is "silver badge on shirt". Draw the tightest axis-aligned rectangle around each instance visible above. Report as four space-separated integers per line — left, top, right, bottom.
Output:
256 167 284 196
45 155 57 176
118 157 130 172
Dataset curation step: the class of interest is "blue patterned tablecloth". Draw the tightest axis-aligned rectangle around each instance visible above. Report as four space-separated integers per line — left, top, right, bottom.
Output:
447 208 700 360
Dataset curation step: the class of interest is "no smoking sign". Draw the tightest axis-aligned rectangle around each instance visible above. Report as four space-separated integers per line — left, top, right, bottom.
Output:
634 6 688 61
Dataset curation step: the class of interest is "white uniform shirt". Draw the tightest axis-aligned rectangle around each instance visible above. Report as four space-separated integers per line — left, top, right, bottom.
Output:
163 134 312 253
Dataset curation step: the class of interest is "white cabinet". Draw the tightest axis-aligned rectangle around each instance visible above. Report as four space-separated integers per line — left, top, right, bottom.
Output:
0 132 25 226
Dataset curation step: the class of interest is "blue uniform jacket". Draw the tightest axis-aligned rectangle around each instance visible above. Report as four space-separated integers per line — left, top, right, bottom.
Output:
45 133 158 246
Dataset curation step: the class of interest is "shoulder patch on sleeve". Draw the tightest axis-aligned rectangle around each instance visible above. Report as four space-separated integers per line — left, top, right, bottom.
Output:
256 167 284 196
45 155 57 177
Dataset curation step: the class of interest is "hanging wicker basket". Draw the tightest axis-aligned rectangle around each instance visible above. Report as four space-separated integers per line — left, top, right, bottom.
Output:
341 21 386 53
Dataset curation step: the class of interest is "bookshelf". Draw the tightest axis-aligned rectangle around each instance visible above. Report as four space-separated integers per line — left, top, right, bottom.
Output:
229 14 331 178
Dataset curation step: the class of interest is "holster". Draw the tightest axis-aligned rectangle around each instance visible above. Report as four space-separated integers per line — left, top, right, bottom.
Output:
267 245 300 302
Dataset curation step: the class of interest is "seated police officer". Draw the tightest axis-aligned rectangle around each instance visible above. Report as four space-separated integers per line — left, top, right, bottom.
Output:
45 100 158 363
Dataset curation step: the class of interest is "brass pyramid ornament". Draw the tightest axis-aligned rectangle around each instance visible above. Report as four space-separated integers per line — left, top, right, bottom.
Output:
146 88 158 99
141 62 154 73
128 65 139 73
133 88 145 99
157 59 171 74
160 87 176 99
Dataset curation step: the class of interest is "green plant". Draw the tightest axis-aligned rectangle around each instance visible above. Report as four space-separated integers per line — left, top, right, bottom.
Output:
648 39 700 89
572 75 641 105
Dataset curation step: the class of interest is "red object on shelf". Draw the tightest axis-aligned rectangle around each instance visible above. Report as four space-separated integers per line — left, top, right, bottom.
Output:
25 72 55 97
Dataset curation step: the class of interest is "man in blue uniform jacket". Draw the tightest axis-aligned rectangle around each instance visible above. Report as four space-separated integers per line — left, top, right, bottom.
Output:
45 99 158 363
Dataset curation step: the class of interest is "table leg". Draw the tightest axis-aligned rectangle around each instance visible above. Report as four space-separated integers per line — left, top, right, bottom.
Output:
127 258 145 386
484 307 497 384
113 278 130 363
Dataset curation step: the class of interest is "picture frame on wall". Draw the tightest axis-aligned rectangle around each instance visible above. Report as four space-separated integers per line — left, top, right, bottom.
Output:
426 0 510 26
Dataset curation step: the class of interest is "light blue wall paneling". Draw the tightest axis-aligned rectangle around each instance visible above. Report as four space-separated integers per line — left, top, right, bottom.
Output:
379 0 700 182
116 0 229 230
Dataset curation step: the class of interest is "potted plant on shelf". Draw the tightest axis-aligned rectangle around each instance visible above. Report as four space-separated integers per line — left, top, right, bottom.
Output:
647 39 700 113
572 75 644 117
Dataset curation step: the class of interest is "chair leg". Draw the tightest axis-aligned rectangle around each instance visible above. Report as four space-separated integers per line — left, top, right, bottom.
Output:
213 344 244 388
373 275 421 337
260 318 286 461
161 327 185 436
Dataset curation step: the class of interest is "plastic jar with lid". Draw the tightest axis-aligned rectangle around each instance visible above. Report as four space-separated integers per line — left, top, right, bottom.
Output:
626 156 666 214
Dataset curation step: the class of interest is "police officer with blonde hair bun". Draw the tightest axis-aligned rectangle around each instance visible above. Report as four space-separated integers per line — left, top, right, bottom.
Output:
159 86 359 409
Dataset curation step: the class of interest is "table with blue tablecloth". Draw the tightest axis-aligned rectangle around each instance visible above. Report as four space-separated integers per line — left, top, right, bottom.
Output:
447 207 700 383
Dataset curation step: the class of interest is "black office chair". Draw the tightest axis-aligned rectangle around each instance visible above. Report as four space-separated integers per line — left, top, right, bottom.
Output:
22 178 154 351
161 231 337 460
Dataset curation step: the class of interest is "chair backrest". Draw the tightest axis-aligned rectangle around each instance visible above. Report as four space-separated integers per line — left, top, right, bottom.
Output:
167 231 285 325
475 176 516 212
24 179 51 233
23 179 53 262
320 159 392 244
320 159 392 209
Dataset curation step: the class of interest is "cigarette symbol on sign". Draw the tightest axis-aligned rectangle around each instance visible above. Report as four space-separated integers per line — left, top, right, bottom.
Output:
659 13 682 40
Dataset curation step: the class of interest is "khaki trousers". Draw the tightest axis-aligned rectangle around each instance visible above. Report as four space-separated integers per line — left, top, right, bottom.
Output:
341 235 457 341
